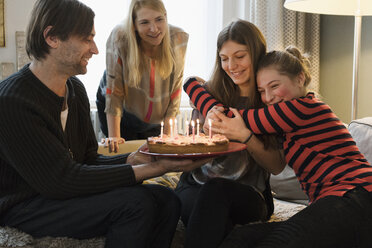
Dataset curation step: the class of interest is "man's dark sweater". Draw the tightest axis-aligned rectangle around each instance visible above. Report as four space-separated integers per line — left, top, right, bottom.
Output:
0 65 137 216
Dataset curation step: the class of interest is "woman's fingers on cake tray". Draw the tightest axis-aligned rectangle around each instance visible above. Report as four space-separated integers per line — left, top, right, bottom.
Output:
101 137 125 153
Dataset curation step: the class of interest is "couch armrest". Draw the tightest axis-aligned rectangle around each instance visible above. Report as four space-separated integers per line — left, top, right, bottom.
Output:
348 117 372 164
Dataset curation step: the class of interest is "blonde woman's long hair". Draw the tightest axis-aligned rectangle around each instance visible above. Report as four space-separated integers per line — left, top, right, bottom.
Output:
123 0 174 88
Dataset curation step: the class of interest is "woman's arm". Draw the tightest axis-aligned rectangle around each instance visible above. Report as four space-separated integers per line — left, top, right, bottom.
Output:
107 113 121 138
104 26 127 151
105 113 124 152
204 107 286 174
245 135 285 175
184 78 325 135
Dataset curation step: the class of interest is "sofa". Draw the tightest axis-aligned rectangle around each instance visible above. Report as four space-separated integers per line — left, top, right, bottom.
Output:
6 116 372 248
348 117 372 164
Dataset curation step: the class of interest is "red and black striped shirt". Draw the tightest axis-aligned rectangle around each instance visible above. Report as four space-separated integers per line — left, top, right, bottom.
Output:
184 78 372 203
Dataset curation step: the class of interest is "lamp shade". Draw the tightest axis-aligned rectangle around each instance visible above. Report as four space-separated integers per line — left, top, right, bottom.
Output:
284 0 372 16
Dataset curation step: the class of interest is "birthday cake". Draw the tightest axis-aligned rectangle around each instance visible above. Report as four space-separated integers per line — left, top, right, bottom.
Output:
147 133 229 154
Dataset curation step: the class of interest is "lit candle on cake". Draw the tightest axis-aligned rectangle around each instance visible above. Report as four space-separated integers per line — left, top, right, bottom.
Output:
208 119 212 139
183 111 187 129
160 121 164 139
169 119 173 139
185 120 189 137
196 119 200 136
174 118 178 138
191 120 195 143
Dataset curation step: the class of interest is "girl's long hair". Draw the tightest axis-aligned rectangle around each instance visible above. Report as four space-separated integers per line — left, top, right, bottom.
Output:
207 19 266 109
207 20 278 149
121 0 174 88
257 45 312 88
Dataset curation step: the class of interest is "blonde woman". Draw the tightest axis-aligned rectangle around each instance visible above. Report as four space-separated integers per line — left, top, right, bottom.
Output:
96 0 188 152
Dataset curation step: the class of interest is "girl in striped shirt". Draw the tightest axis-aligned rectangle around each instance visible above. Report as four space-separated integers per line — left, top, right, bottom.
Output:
176 20 284 248
184 46 372 247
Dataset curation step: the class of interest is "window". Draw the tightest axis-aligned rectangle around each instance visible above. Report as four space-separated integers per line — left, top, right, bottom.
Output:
78 0 223 108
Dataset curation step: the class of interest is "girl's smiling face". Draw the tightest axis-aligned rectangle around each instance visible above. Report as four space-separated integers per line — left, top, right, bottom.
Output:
219 40 254 94
257 66 306 105
135 7 167 47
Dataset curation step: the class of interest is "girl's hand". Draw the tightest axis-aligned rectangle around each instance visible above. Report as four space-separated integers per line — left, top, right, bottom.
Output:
101 137 125 153
211 107 251 143
184 76 206 84
203 106 224 135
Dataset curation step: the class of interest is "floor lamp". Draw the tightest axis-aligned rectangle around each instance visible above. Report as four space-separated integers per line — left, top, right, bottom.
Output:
284 0 372 121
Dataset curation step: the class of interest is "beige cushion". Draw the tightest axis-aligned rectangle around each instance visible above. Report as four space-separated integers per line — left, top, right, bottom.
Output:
348 117 372 164
143 172 181 189
270 165 309 205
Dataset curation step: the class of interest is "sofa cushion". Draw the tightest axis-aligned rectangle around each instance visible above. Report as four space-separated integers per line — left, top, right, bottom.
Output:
270 165 308 205
348 117 372 163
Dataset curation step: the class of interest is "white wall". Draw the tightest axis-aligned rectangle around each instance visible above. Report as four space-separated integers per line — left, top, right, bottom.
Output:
320 15 372 123
0 0 36 70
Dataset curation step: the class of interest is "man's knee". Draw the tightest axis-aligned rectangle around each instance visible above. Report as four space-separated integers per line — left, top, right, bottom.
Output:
101 186 159 220
143 184 181 214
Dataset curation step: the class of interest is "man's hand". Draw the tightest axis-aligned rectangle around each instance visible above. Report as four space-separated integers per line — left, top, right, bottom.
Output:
155 157 212 173
132 156 212 182
126 144 152 165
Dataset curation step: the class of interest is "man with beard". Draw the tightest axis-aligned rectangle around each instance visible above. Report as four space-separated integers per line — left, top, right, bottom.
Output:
0 0 207 247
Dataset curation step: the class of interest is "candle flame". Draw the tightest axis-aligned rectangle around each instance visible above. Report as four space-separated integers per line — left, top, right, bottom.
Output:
208 119 212 126
161 121 164 126
191 120 195 127
169 119 173 125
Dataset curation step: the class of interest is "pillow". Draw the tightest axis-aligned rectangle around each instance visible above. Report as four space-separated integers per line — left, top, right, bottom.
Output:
143 172 182 189
348 117 372 164
270 165 308 205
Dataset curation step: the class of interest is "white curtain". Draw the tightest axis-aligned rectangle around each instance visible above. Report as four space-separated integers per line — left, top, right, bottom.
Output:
223 0 320 92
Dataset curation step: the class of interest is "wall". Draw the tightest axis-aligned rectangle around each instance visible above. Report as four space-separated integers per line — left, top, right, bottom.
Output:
2 1 372 124
0 0 36 70
320 15 372 124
